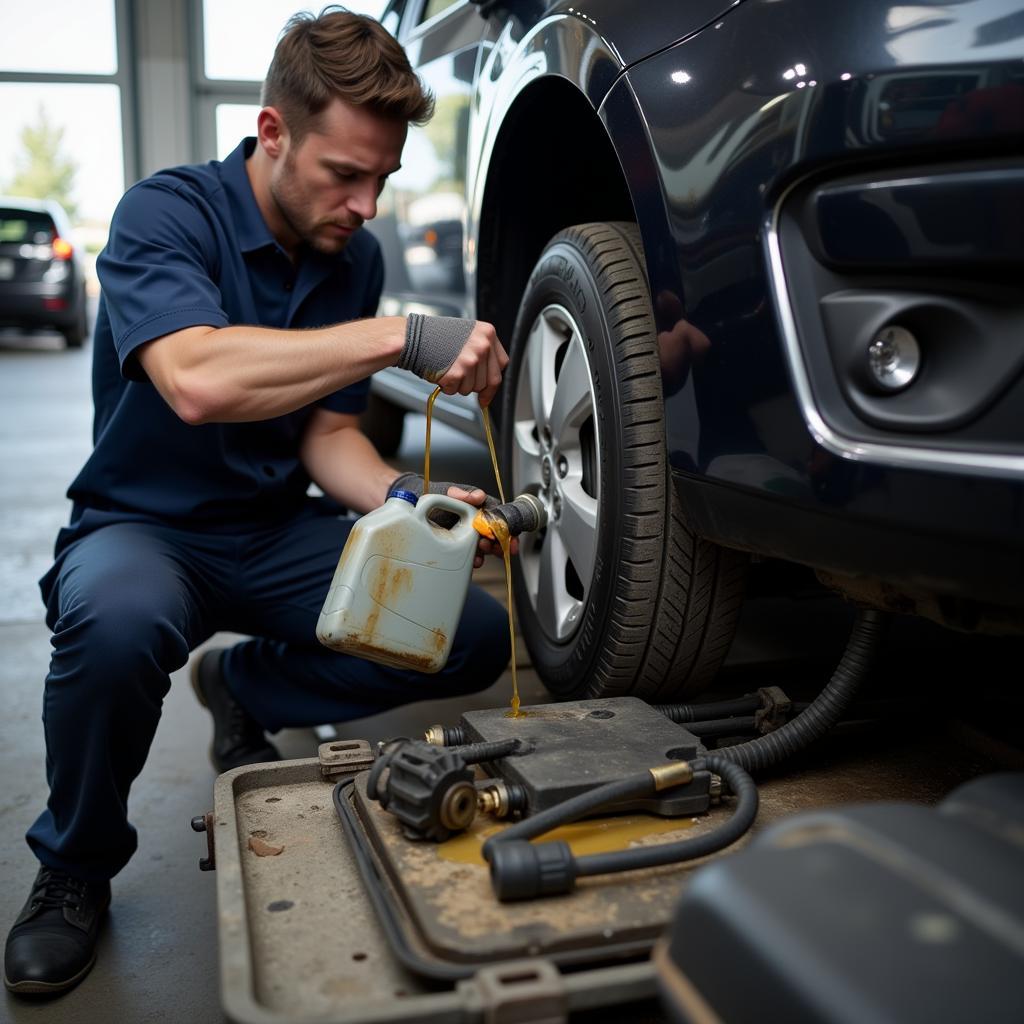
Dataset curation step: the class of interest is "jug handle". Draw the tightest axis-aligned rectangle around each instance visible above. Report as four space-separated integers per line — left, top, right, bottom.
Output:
415 493 475 534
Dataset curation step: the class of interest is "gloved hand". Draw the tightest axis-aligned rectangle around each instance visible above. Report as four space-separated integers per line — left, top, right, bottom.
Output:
397 314 508 407
397 314 476 382
389 471 498 509
390 472 511 567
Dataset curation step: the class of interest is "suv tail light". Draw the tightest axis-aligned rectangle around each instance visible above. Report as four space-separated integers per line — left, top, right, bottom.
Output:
51 236 73 260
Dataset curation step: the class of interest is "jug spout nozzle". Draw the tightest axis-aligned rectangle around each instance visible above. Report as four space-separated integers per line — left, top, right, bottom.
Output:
480 493 547 539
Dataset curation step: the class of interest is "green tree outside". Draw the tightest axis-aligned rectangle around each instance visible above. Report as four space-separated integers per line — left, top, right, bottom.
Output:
5 105 79 220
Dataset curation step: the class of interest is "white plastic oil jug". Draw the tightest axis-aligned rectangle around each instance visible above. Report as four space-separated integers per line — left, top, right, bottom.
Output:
316 489 479 673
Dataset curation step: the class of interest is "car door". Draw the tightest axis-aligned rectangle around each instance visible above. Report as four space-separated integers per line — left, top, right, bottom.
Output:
372 0 483 317
366 0 488 435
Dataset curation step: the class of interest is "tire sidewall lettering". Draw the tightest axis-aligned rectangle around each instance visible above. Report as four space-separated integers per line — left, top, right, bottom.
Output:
532 254 587 317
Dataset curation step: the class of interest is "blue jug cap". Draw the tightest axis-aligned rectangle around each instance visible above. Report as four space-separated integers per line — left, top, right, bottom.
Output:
386 488 418 505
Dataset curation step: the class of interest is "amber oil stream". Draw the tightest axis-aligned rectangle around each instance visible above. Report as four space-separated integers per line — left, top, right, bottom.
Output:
422 385 442 495
422 388 520 717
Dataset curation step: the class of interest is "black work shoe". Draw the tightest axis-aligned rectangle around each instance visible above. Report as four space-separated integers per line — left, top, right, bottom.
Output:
190 648 281 772
4 867 110 996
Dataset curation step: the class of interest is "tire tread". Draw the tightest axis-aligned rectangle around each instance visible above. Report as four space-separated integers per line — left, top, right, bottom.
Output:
510 221 746 700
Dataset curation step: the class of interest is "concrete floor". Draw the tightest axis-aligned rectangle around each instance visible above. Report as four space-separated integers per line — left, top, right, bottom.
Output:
0 323 559 1024
2 322 1018 1023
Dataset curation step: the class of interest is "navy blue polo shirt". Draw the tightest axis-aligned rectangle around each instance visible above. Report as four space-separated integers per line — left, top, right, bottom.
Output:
65 137 382 542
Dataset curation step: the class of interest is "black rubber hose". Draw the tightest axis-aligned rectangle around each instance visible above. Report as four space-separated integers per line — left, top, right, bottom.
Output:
716 608 886 774
490 495 545 537
656 695 762 723
450 738 522 764
484 756 758 898
791 698 920 720
686 716 759 738
482 773 652 862
575 757 758 877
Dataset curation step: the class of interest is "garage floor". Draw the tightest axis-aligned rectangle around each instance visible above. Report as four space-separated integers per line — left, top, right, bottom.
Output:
0 326 562 1024
1 327 1018 1024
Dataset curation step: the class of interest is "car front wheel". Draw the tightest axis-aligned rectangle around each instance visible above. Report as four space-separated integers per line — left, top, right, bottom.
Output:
501 222 746 701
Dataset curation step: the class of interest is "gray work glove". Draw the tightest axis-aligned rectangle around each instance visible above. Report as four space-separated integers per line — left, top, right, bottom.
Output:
396 313 476 382
389 471 498 510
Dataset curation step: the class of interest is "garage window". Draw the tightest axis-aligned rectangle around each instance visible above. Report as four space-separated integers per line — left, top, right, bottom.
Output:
0 0 129 243
2 0 117 75
197 0 390 160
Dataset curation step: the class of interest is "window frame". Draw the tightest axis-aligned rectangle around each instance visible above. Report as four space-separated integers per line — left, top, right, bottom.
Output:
0 0 137 205
191 1 263 162
191 0 422 161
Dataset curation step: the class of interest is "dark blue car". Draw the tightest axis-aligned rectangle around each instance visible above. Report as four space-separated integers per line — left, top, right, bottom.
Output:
365 0 1024 700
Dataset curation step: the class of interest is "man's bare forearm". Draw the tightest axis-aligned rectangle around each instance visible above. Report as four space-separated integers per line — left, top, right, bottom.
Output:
138 316 407 424
301 414 398 514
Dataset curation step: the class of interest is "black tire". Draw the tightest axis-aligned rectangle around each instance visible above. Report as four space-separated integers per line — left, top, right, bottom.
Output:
63 290 88 349
360 392 406 457
501 222 746 701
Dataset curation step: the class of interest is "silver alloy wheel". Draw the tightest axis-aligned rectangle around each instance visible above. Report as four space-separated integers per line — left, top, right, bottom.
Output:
511 303 601 642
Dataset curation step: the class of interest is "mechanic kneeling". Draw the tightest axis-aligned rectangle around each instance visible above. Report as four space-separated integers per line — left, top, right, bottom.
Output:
3 10 510 997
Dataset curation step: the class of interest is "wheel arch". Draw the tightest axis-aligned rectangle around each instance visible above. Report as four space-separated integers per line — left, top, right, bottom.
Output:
473 76 645 367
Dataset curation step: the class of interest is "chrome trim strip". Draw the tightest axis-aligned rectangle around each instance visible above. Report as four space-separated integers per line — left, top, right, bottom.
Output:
763 183 1024 479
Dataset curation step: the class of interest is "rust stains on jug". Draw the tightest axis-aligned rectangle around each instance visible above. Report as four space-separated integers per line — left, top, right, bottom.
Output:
337 636 439 672
362 559 413 643
335 525 362 573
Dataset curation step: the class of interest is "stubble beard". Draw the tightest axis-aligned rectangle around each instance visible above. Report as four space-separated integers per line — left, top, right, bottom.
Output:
270 153 350 256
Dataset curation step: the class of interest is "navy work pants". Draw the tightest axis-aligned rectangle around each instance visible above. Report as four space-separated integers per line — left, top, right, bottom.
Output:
26 504 510 880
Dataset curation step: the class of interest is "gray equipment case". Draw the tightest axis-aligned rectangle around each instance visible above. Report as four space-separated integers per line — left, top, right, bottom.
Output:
211 756 655 1024
207 733 978 1023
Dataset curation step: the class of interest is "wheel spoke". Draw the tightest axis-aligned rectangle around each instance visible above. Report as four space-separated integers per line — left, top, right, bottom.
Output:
548 334 592 446
534 528 563 632
555 479 599 588
518 529 542 597
511 420 544 493
525 319 551 430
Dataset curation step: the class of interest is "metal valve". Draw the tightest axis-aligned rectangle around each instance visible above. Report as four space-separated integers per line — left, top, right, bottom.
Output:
474 493 547 541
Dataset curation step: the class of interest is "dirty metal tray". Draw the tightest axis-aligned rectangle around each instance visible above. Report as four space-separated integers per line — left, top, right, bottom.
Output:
211 756 655 1024
344 772 704 974
211 732 991 1023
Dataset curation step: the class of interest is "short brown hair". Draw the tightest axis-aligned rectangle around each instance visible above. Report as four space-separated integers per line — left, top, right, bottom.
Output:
262 6 434 141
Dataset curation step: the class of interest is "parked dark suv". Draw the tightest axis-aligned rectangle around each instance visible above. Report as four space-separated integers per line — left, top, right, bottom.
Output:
365 0 1024 701
0 196 89 348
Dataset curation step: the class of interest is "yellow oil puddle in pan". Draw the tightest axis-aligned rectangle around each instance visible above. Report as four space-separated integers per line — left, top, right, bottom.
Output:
438 813 695 866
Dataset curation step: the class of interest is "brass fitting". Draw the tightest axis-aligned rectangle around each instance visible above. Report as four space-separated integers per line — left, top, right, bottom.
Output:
424 725 446 746
476 780 511 818
649 761 694 792
439 780 478 831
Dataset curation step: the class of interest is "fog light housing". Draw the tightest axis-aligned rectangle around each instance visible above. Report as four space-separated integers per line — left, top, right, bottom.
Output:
867 325 920 392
